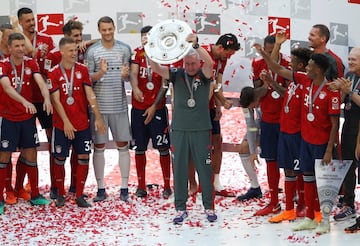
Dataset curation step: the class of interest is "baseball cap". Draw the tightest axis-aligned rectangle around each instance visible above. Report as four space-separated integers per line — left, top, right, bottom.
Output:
216 33 240 50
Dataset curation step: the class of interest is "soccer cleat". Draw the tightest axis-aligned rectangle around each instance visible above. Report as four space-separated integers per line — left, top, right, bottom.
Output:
216 189 236 197
334 206 356 221
50 188 58 200
296 204 306 218
93 188 106 202
237 187 262 201
24 182 31 193
120 188 129 202
292 217 317 231
315 211 322 223
173 210 188 224
254 203 281 216
30 194 51 206
315 220 330 234
17 189 31 201
205 209 217 222
0 200 4 215
5 191 17 205
135 188 147 198
344 217 360 233
162 188 172 199
56 196 66 207
68 187 89 198
268 209 296 223
76 196 92 208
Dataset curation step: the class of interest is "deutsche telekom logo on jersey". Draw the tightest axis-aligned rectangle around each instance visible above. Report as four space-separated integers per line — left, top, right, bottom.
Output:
37 13 64 35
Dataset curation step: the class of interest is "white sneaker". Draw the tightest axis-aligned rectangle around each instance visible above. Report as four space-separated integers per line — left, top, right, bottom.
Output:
315 220 330 234
292 217 317 231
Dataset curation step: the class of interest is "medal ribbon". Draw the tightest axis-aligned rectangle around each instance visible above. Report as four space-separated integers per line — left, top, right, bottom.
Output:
145 56 153 83
284 82 299 112
184 72 194 100
60 64 75 99
10 59 25 93
308 78 327 114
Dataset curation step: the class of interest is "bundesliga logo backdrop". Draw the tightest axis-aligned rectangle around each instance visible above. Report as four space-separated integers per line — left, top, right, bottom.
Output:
37 13 64 35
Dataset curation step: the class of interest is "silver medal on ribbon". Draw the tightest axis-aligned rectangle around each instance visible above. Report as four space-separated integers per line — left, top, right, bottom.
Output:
271 91 280 99
146 82 154 90
187 98 196 108
284 106 289 113
66 96 74 105
307 112 315 122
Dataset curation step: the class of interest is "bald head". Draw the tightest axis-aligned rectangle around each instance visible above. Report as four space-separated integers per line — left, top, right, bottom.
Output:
348 47 360 75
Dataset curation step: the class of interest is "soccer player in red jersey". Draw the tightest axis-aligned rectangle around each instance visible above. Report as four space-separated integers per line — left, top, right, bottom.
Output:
266 32 312 223
251 35 289 216
0 33 53 214
47 37 105 207
44 19 97 199
15 7 55 194
129 26 172 198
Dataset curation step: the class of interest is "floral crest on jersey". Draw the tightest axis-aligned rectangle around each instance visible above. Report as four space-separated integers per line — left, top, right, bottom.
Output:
55 145 62 154
25 67 31 75
1 140 9 149
76 71 82 79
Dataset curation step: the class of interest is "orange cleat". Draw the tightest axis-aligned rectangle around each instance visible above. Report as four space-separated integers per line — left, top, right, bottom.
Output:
5 191 17 205
24 182 31 193
269 209 296 223
17 188 31 201
315 211 322 223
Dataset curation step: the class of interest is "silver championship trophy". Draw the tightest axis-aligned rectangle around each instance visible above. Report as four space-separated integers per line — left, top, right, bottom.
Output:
144 19 193 64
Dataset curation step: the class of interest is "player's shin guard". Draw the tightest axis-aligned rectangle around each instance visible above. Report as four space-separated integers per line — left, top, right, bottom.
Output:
0 162 8 201
5 161 13 192
15 156 27 191
70 150 78 190
159 149 171 189
24 159 40 198
296 173 305 207
284 175 297 210
93 147 105 189
303 175 316 220
76 158 89 198
266 160 280 205
54 158 66 196
135 151 146 190
118 145 130 189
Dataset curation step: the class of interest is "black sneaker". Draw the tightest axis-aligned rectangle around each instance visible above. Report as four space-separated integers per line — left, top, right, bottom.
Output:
50 188 58 200
237 187 262 201
173 210 188 224
344 217 360 233
93 188 106 202
56 195 66 207
68 186 89 198
162 188 172 199
120 188 129 201
76 196 92 208
205 209 218 222
135 188 147 198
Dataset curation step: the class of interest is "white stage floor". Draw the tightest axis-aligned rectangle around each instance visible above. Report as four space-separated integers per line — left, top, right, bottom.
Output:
0 106 359 245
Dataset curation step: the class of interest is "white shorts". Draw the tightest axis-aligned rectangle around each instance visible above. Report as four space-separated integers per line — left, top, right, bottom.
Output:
91 112 132 144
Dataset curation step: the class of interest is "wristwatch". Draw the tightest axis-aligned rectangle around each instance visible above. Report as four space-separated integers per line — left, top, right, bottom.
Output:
193 43 199 49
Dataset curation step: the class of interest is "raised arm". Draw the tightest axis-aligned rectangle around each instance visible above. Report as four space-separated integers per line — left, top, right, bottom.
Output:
253 43 292 81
